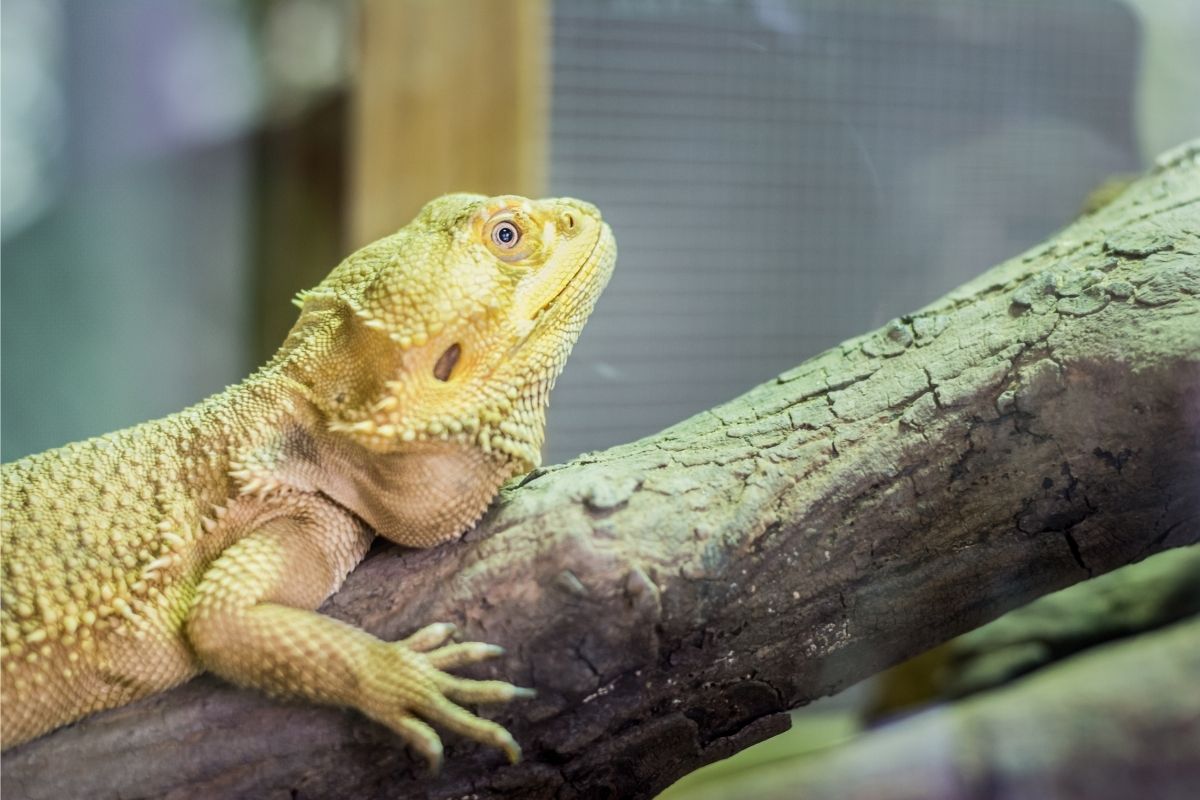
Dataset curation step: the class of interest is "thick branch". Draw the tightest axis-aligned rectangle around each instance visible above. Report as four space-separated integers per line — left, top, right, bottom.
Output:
933 543 1200 701
4 143 1199 800
667 611 1200 800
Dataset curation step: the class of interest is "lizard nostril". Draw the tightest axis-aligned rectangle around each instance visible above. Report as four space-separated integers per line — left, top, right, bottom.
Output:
561 212 576 231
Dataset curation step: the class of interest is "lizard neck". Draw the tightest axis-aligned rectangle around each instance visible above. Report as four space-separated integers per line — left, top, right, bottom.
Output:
306 432 516 549
233 335 519 549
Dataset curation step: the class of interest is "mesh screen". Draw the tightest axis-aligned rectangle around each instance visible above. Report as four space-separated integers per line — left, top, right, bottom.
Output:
543 0 1139 463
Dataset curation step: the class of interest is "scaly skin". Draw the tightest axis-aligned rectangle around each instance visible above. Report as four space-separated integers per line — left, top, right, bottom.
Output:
0 194 616 769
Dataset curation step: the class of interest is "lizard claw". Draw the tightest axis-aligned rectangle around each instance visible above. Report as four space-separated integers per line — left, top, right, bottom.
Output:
363 628 532 767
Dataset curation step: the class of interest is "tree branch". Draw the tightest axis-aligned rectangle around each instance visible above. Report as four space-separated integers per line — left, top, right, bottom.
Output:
932 543 1200 702
665 610 1200 800
4 142 1199 800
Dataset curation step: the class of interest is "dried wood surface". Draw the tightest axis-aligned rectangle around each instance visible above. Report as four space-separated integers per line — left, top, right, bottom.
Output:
672 606 1200 800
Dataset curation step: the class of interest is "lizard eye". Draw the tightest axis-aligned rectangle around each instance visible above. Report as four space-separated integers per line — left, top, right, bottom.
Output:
433 343 461 382
491 221 521 249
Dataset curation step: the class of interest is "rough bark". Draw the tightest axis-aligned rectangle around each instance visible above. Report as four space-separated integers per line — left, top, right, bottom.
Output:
4 142 1199 800
665 612 1200 800
932 543 1200 701
866 542 1200 720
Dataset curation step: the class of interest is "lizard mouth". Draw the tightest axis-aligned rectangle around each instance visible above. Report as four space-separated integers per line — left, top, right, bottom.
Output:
503 222 613 366
530 223 612 322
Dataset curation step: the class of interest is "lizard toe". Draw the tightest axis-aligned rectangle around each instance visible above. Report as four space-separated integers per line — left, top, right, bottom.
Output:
422 696 523 764
425 641 505 669
434 674 536 704
393 714 445 773
399 622 458 652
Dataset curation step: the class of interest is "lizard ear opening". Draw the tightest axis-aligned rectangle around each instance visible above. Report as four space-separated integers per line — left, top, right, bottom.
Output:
433 343 461 382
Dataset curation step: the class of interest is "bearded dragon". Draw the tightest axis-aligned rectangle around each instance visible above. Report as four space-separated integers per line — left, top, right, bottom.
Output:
0 193 616 770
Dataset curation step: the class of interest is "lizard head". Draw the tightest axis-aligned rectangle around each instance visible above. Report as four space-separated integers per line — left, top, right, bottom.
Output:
290 193 615 478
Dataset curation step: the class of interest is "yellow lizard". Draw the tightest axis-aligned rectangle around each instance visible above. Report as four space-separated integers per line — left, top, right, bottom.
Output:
0 193 616 770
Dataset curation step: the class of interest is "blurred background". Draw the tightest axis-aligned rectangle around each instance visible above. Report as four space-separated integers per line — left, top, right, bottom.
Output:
3 0 1198 464
3 0 1198 793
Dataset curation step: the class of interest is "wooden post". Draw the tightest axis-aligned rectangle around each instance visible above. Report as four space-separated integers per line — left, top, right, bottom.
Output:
350 0 549 247
251 97 349 363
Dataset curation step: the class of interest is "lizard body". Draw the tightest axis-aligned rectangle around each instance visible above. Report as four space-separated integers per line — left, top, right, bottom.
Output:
0 194 615 768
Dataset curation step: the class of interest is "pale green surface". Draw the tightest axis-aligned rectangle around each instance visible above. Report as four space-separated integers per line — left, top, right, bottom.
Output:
656 711 860 799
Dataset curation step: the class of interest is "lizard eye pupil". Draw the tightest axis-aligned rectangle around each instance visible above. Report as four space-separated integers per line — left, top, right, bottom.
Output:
492 222 519 248
433 343 461 382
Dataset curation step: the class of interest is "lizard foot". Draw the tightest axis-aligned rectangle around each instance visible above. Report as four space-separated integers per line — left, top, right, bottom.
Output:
362 622 534 772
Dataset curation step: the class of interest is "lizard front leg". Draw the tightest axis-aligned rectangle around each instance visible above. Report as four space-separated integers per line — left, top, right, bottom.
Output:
185 496 528 770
